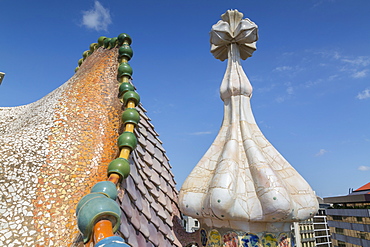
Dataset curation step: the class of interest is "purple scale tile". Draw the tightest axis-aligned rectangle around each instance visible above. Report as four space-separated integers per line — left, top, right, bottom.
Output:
139 117 150 128
147 125 159 137
136 143 146 157
141 198 151 220
138 125 148 137
119 210 130 239
169 169 175 179
138 104 147 113
146 131 157 145
153 148 164 163
158 219 168 236
137 167 150 184
159 177 168 194
164 210 173 228
160 168 171 182
157 234 168 247
155 141 166 152
167 175 176 188
138 178 152 197
157 188 167 207
137 231 149 247
134 153 148 171
138 212 150 238
126 176 138 201
145 140 156 156
129 163 140 185
143 151 154 166
150 170 161 187
149 186 160 199
144 190 154 203
142 163 154 178
127 228 139 247
164 186 174 201
147 222 159 246
134 192 143 211
148 120 155 129
152 158 163 174
157 205 168 221
149 207 160 229
130 207 141 231
165 195 173 214
136 130 147 147
163 152 170 162
151 199 160 212
120 194 133 219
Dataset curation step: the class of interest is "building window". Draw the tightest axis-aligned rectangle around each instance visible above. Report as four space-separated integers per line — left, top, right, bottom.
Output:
335 227 344 234
333 215 343 221
357 232 367 239
356 217 363 222
338 240 346 247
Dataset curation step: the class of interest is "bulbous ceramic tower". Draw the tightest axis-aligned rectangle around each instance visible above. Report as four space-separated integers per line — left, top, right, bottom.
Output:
179 9 318 246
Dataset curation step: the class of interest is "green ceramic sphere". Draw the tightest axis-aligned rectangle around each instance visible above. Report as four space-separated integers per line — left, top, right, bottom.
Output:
119 44 133 61
103 38 111 48
76 193 105 216
118 63 133 78
110 37 118 48
118 83 135 97
98 36 106 46
82 50 90 59
78 58 83 66
121 108 140 126
77 196 121 243
117 33 132 45
90 181 118 200
117 132 137 151
122 91 140 106
107 158 130 179
90 43 98 52
75 67 79 72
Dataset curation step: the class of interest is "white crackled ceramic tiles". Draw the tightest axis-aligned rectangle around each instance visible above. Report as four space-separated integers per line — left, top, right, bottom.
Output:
179 9 318 233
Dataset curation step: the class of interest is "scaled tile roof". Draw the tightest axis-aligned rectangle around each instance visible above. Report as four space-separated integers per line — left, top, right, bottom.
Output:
116 104 183 246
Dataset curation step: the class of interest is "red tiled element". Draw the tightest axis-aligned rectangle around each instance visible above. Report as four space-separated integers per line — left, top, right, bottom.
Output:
354 182 370 192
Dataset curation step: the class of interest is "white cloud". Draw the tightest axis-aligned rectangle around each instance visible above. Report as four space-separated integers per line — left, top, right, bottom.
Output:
275 96 286 103
358 166 370 171
357 89 370 100
341 57 370 67
274 66 292 72
189 131 212 135
82 1 112 31
352 69 368 78
286 86 294 95
315 149 327 157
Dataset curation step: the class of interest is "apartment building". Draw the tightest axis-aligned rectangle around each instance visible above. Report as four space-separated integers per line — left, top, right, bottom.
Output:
324 182 370 247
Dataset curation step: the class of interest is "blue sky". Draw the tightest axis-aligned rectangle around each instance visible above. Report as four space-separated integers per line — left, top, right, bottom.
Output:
0 0 369 198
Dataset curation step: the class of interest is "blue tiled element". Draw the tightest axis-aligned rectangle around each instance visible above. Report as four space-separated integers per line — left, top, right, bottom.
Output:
95 236 130 247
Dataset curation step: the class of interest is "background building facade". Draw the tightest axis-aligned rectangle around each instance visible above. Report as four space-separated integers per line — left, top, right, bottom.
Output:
325 182 370 247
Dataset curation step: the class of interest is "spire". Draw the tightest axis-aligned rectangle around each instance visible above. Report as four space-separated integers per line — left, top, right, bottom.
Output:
179 9 318 234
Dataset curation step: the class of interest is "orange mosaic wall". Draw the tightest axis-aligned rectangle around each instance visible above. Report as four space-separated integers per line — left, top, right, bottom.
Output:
0 47 122 246
35 48 123 246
